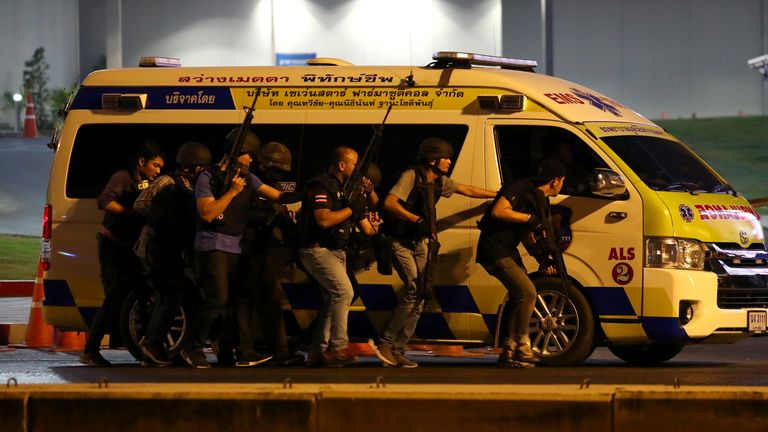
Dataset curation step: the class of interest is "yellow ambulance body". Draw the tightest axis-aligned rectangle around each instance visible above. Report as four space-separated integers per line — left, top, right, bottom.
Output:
41 52 768 365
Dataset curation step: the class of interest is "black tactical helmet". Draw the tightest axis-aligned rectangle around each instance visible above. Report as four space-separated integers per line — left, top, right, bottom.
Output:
417 137 454 161
176 141 212 167
257 141 292 172
225 127 261 156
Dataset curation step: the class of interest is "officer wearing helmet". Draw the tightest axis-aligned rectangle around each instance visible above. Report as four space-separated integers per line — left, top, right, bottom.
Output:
370 137 495 368
132 141 211 366
233 141 305 366
186 129 301 368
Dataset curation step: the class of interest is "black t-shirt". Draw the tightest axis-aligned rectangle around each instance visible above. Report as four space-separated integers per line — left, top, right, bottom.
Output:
476 179 541 264
299 172 364 250
98 169 146 244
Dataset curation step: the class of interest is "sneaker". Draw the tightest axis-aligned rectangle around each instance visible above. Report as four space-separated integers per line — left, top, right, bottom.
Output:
184 348 211 369
497 348 514 366
140 341 172 366
498 359 536 369
514 343 540 364
269 353 306 367
394 352 418 368
326 347 360 367
235 351 273 367
79 351 112 367
306 351 328 368
368 339 397 366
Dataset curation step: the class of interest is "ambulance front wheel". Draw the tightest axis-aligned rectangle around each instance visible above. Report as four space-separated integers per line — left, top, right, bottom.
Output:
608 341 685 364
119 290 190 362
529 277 596 366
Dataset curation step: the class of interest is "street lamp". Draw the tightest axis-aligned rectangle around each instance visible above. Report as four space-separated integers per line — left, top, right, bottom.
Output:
12 93 22 133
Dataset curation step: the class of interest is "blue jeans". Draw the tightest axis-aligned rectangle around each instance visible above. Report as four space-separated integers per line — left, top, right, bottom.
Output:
299 246 353 352
380 237 428 354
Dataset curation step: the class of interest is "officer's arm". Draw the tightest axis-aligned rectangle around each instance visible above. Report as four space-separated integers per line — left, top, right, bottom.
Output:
455 184 496 199
255 184 302 204
357 217 376 236
383 193 420 223
490 195 533 224
196 171 245 223
313 207 353 229
102 201 128 215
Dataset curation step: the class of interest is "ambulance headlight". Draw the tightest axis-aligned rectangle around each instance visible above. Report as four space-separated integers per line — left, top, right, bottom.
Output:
645 238 707 270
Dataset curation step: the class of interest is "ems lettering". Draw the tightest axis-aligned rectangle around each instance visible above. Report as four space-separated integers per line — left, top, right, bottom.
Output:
608 247 635 261
544 92 584 105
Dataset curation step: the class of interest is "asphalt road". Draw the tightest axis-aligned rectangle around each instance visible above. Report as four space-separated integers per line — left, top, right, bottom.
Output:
0 136 52 235
2 337 767 386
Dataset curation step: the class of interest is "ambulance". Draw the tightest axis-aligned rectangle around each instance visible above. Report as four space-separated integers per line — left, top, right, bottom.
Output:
41 52 768 365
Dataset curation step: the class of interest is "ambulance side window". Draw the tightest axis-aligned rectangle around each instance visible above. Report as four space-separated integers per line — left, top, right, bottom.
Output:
494 125 608 197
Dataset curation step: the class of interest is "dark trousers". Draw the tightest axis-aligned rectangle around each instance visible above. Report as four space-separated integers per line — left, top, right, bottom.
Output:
234 248 290 356
144 256 197 346
85 234 150 353
189 250 238 350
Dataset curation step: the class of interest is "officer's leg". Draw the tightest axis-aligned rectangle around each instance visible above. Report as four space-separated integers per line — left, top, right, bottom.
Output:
253 251 290 356
85 235 125 353
190 250 234 349
391 238 429 353
380 239 421 352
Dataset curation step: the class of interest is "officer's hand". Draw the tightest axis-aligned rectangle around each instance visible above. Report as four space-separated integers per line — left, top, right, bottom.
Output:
361 176 375 193
415 218 432 236
348 193 367 213
526 214 541 229
229 168 246 195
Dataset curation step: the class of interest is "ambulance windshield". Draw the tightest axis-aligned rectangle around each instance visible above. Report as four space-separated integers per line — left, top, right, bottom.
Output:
603 135 726 194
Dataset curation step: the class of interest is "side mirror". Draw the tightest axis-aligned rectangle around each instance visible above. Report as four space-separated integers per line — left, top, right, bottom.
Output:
591 168 628 199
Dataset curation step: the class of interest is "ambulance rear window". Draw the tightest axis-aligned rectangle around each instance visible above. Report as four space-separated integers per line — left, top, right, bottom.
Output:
66 123 468 199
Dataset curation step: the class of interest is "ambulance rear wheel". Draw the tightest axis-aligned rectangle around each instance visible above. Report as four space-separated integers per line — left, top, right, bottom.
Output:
608 342 684 364
529 277 596 366
119 290 190 362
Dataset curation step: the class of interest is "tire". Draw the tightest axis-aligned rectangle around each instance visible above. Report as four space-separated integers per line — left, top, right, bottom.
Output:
119 290 190 362
608 342 684 364
529 277 596 366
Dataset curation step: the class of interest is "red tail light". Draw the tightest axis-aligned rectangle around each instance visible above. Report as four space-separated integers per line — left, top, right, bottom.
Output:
41 203 52 270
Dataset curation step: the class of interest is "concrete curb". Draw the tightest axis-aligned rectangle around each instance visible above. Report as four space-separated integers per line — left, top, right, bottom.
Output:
1 384 767 432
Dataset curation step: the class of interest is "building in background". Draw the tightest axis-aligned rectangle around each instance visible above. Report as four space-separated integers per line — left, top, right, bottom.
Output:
1 0 767 129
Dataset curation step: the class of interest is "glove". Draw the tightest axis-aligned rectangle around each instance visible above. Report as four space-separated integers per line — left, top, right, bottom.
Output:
415 218 432 236
526 214 541 229
348 194 367 213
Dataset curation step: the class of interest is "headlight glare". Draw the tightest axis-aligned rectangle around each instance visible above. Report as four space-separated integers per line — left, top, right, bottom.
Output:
645 237 706 270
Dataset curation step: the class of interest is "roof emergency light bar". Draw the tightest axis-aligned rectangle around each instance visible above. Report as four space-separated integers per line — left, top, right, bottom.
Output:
139 56 182 67
432 51 537 72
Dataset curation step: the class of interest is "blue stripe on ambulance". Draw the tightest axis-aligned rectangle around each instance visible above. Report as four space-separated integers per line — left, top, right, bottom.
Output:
43 279 76 307
640 317 689 340
70 86 235 110
582 286 637 316
433 285 480 313
357 283 399 311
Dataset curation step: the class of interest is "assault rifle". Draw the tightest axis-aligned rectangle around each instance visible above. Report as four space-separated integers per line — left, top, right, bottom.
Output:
342 104 392 207
419 183 440 311
527 190 570 295
216 89 260 196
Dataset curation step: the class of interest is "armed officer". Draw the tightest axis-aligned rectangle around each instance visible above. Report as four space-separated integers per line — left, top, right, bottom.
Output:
475 159 567 368
235 141 304 366
185 129 300 369
80 142 164 367
133 141 211 366
298 146 375 368
370 138 495 368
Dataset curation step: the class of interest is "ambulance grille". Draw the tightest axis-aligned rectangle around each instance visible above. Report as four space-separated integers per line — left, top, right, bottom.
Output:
707 242 768 309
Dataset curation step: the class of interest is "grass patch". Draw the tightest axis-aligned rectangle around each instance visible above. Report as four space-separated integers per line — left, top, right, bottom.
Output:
655 116 768 200
0 234 39 280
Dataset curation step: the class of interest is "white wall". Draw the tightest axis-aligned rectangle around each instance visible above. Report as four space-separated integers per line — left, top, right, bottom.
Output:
118 0 501 67
0 0 79 128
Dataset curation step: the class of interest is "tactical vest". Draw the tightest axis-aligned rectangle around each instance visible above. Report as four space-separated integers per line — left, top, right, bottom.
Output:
296 172 352 250
199 167 255 237
381 168 442 239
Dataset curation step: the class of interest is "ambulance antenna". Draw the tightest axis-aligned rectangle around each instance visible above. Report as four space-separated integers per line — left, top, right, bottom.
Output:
404 26 416 87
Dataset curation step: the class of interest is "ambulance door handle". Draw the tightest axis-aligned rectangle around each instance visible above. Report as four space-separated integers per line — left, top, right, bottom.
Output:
607 211 627 220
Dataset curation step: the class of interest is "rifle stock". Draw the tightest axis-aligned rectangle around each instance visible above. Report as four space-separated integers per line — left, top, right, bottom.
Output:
419 181 439 309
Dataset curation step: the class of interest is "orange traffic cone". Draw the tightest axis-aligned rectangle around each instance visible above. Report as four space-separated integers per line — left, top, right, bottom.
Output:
22 91 38 139
53 329 86 352
24 258 54 347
